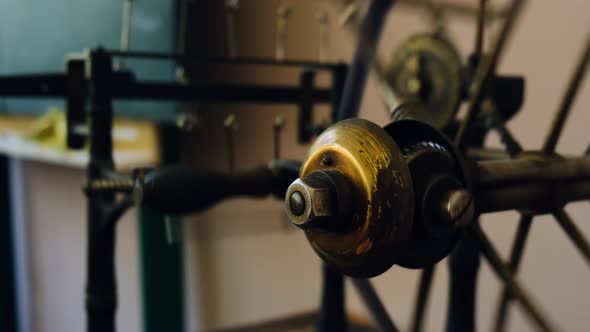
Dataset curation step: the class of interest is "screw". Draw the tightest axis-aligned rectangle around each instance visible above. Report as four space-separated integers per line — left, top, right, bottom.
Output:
224 0 240 58
320 154 332 166
441 189 475 227
273 115 285 159
224 114 238 172
276 3 293 61
317 9 330 62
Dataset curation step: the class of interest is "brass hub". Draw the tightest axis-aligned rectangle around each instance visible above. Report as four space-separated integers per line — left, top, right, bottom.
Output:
287 118 414 277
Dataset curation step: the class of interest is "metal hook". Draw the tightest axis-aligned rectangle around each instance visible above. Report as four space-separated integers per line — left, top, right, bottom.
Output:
117 0 134 70
225 0 240 58
276 3 293 61
273 115 285 159
223 114 239 172
318 9 331 62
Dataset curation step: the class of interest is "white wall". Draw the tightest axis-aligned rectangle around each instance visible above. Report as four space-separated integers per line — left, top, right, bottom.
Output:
18 161 141 332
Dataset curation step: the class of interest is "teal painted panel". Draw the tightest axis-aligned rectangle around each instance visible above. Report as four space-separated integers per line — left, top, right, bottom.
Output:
0 0 177 122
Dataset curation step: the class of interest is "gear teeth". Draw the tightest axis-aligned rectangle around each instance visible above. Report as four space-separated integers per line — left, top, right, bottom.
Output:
400 140 447 159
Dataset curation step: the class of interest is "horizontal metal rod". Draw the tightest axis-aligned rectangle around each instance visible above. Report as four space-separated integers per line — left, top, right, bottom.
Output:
0 75 333 104
397 0 508 20
112 82 333 103
0 74 66 97
467 147 510 161
474 156 590 188
476 180 590 214
106 50 345 70
473 156 590 213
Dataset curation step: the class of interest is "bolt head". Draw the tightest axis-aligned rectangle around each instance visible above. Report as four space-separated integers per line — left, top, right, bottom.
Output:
442 189 474 227
285 173 335 229
288 191 306 216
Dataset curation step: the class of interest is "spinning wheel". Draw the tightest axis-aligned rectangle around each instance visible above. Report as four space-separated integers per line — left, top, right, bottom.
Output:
284 1 590 331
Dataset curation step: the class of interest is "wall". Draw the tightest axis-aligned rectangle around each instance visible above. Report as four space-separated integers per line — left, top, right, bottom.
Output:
184 1 590 331
14 161 141 332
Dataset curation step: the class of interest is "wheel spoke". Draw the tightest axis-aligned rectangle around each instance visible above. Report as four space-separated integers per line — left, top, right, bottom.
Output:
492 214 533 332
554 209 590 265
455 0 526 151
351 278 400 332
410 266 435 332
469 223 558 332
474 0 487 57
542 30 590 153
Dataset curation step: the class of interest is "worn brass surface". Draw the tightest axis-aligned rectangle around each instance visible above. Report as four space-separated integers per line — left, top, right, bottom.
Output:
299 118 414 277
386 33 463 129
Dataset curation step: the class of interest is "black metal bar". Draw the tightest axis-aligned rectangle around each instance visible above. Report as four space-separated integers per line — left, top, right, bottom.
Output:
0 73 333 105
469 224 557 332
397 0 507 20
317 63 349 332
542 30 590 153
330 64 349 122
410 266 435 332
65 58 88 149
454 0 525 150
492 214 533 332
554 209 590 265
445 231 480 332
474 156 590 188
336 0 395 120
112 81 332 103
298 70 316 143
316 265 348 332
472 155 590 214
85 49 117 332
106 49 344 70
0 74 65 97
351 278 400 332
0 156 18 332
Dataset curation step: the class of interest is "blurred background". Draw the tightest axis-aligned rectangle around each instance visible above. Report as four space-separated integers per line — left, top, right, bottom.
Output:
1 1 589 331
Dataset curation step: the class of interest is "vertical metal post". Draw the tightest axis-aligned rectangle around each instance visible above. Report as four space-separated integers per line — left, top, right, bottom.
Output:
330 64 349 122
85 48 117 332
298 69 315 143
410 266 435 332
316 265 347 332
445 231 480 332
446 125 486 332
138 124 184 332
0 156 17 332
316 62 349 332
